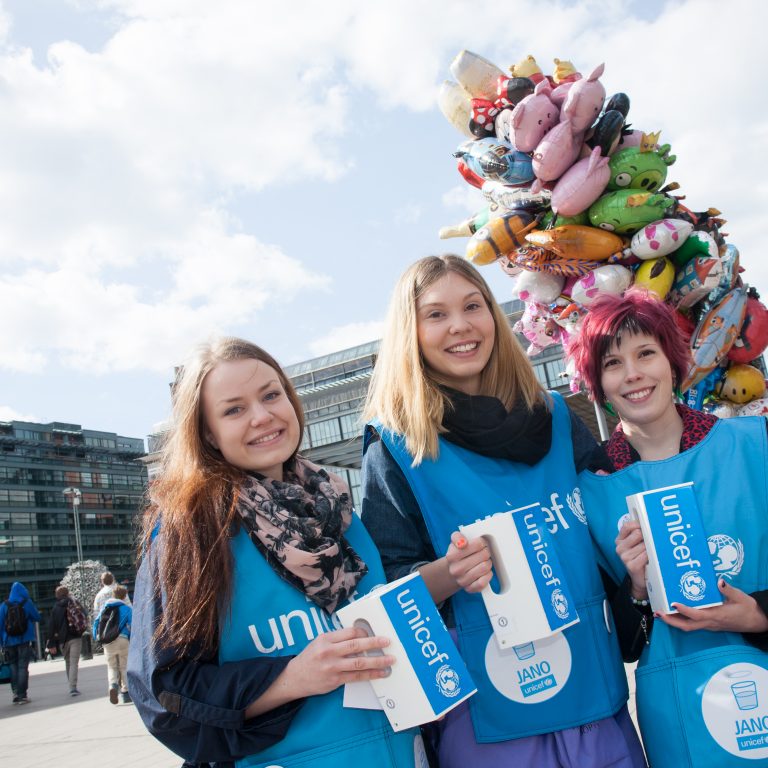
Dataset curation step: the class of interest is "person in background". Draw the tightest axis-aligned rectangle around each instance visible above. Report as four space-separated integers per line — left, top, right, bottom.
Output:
128 337 426 768
93 571 132 617
0 581 40 704
47 585 86 697
362 255 646 768
93 584 133 705
571 289 768 768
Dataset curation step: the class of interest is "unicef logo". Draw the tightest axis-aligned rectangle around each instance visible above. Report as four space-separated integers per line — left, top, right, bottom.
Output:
551 589 570 619
435 664 461 698
679 570 707 601
616 512 633 533
708 534 744 578
566 487 587 525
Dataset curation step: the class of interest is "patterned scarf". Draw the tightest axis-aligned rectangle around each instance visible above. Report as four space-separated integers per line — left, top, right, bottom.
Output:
235 456 368 614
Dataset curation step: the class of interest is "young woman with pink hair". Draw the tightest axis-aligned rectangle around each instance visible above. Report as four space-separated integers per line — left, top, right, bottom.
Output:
572 290 768 768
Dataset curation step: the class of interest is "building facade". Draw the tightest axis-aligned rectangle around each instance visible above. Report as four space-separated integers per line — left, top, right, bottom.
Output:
0 421 147 617
284 299 607 507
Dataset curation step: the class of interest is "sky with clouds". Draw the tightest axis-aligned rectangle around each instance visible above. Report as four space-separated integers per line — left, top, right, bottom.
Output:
0 0 766 440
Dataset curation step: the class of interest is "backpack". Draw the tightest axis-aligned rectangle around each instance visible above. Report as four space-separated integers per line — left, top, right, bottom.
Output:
96 603 122 644
65 598 87 634
4 600 28 637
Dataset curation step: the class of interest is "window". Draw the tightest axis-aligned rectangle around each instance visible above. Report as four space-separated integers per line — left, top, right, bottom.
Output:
545 358 567 388
0 489 35 506
340 414 361 440
532 363 549 387
308 419 342 448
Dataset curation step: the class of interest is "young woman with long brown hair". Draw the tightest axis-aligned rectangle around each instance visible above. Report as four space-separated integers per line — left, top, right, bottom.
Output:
127 337 425 768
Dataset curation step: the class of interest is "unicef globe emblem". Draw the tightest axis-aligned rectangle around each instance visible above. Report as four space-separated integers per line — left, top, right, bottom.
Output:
566 487 587 525
708 534 744 578
679 570 706 601
551 589 570 619
435 664 461 698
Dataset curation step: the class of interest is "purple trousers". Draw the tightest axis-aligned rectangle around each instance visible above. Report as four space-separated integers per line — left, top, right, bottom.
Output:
431 700 647 768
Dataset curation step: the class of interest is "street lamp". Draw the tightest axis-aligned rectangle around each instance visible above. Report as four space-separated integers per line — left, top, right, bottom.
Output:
62 487 84 594
62 487 92 660
63 487 83 560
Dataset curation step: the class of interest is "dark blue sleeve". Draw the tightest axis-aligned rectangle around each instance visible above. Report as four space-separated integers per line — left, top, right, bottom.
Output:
127 540 304 765
360 434 436 582
567 407 599 474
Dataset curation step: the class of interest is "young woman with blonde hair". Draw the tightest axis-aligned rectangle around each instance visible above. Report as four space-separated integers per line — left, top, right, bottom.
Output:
128 337 425 768
362 255 646 767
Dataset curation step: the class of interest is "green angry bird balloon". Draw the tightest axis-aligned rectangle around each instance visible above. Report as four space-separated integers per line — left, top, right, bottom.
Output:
588 190 675 235
606 142 676 193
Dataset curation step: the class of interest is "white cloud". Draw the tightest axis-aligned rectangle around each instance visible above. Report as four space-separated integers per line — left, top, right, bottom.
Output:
0 405 40 423
0 0 766 380
0 208 327 373
441 184 484 212
309 320 383 357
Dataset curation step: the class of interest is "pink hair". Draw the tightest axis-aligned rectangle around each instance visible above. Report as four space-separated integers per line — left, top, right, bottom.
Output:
568 289 691 404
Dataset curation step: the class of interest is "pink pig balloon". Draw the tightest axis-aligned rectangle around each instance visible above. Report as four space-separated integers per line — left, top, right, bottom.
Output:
562 63 605 133
507 79 560 152
550 80 577 107
531 118 584 190
550 147 610 216
513 301 562 357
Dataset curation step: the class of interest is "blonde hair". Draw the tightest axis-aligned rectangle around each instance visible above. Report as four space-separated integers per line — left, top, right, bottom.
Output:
364 255 546 464
142 337 304 656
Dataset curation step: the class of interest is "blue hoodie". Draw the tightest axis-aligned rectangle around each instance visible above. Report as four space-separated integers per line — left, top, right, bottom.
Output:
0 581 40 646
92 598 132 641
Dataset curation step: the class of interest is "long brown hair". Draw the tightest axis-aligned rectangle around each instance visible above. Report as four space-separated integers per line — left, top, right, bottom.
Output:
141 337 304 656
364 255 547 464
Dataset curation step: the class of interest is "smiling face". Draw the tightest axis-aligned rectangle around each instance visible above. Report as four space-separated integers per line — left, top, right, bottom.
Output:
201 358 300 480
416 272 496 395
600 331 678 430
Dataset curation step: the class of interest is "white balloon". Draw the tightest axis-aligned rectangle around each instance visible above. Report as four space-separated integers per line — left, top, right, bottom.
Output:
437 80 474 139
511 269 565 305
449 49 505 101
571 265 632 307
630 218 693 259
738 397 768 417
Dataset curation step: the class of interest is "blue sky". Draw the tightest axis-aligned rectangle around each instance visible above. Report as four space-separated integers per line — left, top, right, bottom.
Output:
0 0 766 441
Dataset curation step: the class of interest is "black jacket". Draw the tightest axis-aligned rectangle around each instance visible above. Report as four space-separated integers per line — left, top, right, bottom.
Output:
48 598 83 645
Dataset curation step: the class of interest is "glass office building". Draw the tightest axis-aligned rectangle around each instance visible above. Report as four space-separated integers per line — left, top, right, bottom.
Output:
0 421 147 616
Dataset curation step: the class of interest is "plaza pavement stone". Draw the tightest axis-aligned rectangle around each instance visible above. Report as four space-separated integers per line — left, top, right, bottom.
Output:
0 654 179 768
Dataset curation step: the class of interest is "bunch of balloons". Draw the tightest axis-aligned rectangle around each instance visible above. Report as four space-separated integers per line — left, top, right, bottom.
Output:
437 50 768 417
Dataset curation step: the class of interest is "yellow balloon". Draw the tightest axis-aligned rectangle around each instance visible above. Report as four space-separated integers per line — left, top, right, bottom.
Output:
716 364 767 404
633 256 675 299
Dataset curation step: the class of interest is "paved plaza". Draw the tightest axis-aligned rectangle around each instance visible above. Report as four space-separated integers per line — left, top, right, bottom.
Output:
1 654 179 768
2 652 639 767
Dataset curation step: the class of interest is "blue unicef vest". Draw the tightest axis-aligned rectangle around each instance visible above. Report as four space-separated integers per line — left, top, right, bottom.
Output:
369 393 628 742
219 515 426 768
580 416 768 768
